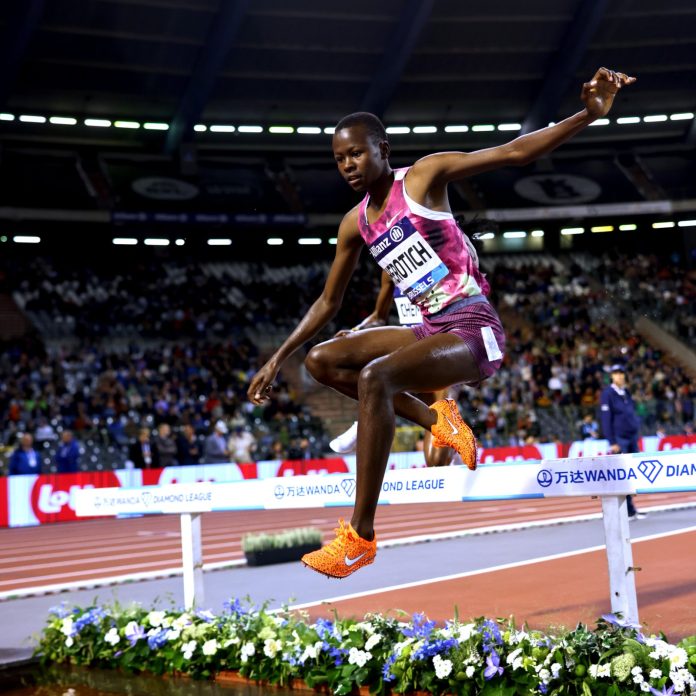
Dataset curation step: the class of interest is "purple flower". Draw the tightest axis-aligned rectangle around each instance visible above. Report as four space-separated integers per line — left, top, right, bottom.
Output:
402 613 436 639
147 629 169 650
601 613 641 630
483 650 504 680
195 609 215 623
649 686 676 696
124 622 146 647
49 603 71 619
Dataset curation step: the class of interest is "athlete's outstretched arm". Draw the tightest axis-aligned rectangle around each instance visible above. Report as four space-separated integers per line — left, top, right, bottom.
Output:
248 211 363 404
412 67 636 186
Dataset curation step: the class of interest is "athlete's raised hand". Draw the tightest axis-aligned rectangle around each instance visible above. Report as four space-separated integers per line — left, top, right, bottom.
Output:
582 67 636 119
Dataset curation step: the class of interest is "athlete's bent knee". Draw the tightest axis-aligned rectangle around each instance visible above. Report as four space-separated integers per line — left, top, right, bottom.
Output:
358 360 392 398
305 344 333 384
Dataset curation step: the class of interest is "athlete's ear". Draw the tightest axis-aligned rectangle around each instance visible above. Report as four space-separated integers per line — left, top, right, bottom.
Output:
380 140 390 160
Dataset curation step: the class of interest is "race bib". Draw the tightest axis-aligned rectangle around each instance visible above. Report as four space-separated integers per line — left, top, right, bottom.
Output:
368 217 449 301
394 288 423 325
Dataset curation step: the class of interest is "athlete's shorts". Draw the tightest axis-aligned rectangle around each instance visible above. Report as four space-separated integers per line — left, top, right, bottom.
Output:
411 295 505 386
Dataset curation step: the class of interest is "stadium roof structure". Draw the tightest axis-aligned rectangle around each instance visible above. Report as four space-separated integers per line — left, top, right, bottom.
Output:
0 0 695 222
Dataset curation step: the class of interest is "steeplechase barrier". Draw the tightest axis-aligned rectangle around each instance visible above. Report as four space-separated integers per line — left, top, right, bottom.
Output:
74 450 696 622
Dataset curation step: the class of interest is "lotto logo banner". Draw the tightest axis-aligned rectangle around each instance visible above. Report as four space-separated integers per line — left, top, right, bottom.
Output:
8 470 141 527
0 476 7 527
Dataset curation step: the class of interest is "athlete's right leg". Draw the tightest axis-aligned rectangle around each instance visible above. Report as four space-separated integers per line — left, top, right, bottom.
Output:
420 388 456 467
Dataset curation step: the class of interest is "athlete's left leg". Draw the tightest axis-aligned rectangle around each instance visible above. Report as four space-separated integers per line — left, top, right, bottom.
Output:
351 333 480 540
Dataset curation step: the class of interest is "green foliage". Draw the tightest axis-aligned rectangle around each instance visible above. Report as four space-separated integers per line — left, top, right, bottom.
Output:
241 526 322 552
36 604 696 695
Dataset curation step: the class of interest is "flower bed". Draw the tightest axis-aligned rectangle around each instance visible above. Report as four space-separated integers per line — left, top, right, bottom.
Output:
37 600 696 695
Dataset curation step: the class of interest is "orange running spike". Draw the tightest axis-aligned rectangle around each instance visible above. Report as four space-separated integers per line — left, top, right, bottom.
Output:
430 398 478 470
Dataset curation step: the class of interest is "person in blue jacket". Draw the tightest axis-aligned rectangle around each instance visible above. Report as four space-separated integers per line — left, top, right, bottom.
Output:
54 430 81 473
600 364 645 520
8 433 41 475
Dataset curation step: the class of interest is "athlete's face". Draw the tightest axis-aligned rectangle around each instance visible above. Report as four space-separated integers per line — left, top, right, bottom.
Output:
332 126 389 192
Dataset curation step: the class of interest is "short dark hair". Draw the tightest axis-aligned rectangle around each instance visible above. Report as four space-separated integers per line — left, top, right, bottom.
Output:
334 112 388 144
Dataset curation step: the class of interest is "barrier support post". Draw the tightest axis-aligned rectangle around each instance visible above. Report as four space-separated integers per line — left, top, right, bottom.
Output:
180 513 204 609
601 495 639 624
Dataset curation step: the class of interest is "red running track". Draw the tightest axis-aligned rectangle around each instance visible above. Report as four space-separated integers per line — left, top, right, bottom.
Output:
1 492 695 595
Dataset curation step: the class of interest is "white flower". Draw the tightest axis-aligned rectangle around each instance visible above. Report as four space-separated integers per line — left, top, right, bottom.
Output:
166 629 181 641
104 628 120 646
347 648 371 668
669 647 688 669
650 669 663 680
465 665 476 678
173 614 192 630
633 674 645 684
458 623 476 642
240 642 255 663
598 664 611 678
301 644 318 663
60 618 75 637
182 640 196 660
356 621 375 635
507 648 523 665
202 639 219 656
65 636 74 648
632 666 643 675
539 669 551 683
224 636 240 647
365 633 382 651
263 638 283 658
640 682 651 692
433 655 453 680
161 616 173 629
551 663 562 679
146 611 166 628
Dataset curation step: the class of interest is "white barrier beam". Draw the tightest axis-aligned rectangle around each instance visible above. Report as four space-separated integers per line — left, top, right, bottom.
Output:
180 513 204 609
601 496 639 624
72 450 696 617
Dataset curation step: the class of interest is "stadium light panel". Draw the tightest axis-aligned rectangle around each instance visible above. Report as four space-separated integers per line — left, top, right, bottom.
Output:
560 227 584 235
413 126 438 134
112 238 138 245
478 232 495 240
210 125 235 132
677 220 696 227
266 238 284 245
0 113 15 121
472 124 495 132
498 123 521 131
175 239 186 246
619 224 637 231
670 112 694 121
297 127 322 134
19 115 46 123
143 122 169 130
589 118 610 126
591 225 614 233
237 125 263 133
329 237 338 245
530 230 544 237
49 116 77 125
503 231 526 238
114 121 140 129
269 126 294 134
652 221 674 229
85 119 111 127
385 126 410 134
13 236 41 243
323 127 335 134
643 115 668 123
616 117 640 124
0 236 7 242
298 238 322 245
444 125 469 133
207 239 232 246
144 238 170 246
193 124 207 132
